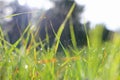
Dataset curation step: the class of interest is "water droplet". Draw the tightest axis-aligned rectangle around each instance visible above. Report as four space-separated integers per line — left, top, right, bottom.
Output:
57 63 61 66
40 48 43 51
25 64 28 69
8 60 11 63
102 48 105 50
68 64 71 67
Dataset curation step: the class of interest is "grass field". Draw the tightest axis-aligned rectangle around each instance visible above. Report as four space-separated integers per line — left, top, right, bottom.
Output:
0 3 120 80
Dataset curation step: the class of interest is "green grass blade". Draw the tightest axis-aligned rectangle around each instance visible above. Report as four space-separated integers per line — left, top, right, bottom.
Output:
69 18 77 49
53 3 76 53
83 23 90 48
6 23 31 54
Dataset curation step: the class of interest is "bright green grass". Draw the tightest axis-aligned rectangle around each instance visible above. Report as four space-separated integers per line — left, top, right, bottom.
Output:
0 3 120 80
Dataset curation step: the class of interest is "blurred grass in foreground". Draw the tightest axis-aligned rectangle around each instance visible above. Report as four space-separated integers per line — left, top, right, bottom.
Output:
0 3 120 80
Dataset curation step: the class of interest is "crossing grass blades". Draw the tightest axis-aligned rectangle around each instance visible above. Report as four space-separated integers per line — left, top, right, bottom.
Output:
0 3 120 80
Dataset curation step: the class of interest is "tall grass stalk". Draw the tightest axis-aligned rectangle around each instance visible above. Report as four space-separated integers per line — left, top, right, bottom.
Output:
0 3 120 80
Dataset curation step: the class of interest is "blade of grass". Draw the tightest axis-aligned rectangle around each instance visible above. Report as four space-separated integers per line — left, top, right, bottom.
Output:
6 23 31 54
83 22 90 49
69 18 77 49
0 11 39 19
53 3 76 53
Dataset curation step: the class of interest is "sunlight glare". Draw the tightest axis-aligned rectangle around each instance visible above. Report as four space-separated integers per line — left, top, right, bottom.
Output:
76 0 120 31
18 0 54 10
18 0 27 6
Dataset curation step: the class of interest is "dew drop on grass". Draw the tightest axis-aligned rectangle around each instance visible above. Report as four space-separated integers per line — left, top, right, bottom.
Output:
40 48 43 51
84 51 87 54
8 60 11 63
102 48 105 51
3 56 5 58
68 64 72 68
38 58 40 60
25 64 28 69
42 64 46 67
57 63 61 66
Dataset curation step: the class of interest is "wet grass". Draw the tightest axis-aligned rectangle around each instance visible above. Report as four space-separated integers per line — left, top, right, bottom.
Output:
0 3 120 80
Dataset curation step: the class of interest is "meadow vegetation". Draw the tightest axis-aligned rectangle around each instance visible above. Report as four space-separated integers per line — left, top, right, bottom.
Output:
0 3 120 80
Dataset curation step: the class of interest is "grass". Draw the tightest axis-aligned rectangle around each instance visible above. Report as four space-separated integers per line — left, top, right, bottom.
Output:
0 3 120 80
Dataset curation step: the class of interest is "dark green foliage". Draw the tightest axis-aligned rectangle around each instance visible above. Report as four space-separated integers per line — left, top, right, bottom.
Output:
37 0 88 48
1 0 114 49
4 1 31 45
102 26 113 41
